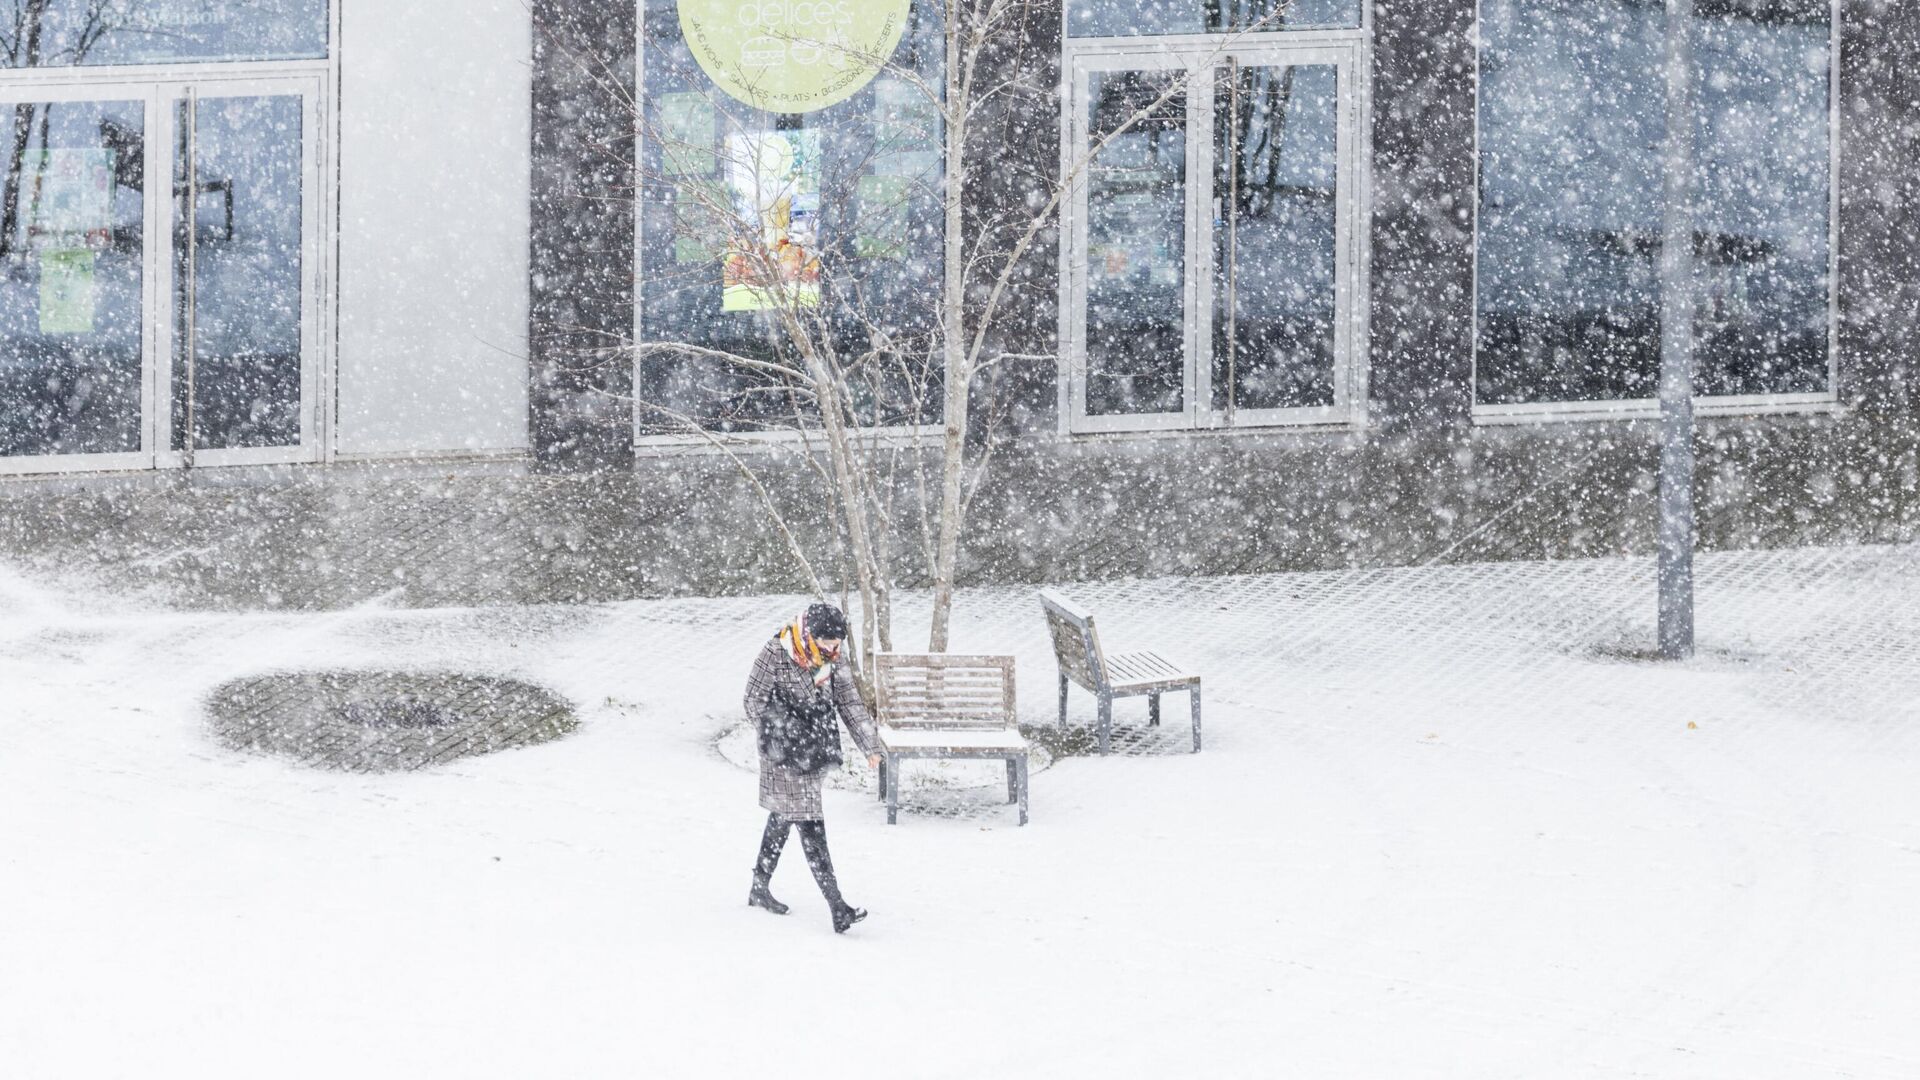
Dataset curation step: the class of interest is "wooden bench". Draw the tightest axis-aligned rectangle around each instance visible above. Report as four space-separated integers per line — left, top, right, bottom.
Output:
873 653 1029 826
1040 589 1202 754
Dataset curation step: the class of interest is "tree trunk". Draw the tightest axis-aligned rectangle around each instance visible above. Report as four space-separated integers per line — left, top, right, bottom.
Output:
798 338 891 661
928 1 968 652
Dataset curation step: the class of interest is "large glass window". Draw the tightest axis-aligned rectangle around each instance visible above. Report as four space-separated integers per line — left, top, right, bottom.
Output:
0 1 327 68
637 0 945 435
1213 60 1339 415
1064 42 1359 434
1476 0 1833 409
1083 67 1187 419
1066 0 1362 37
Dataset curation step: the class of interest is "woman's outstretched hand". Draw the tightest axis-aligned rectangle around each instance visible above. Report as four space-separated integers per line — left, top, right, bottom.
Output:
867 754 882 769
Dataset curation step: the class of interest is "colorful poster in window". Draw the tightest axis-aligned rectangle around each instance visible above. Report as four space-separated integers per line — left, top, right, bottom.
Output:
38 248 96 334
659 92 717 175
723 130 822 311
27 149 115 243
678 0 913 113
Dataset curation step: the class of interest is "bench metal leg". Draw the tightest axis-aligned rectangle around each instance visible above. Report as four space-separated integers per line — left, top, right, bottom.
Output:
1149 693 1161 726
1190 684 1203 753
1016 756 1029 826
1005 758 1018 803
1097 693 1112 754
1057 671 1068 726
877 758 888 801
886 755 901 824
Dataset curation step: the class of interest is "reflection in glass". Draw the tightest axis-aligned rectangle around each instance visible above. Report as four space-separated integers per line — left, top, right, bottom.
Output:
1067 0 1361 37
0 98 144 457
1084 69 1187 418
1477 0 1832 405
0 0 327 68
1212 62 1337 414
172 94 303 451
638 0 945 434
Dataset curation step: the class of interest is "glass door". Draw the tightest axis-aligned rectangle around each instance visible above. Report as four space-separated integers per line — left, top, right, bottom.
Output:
0 76 320 474
1064 41 1360 434
1066 54 1199 433
0 85 158 472
160 78 320 467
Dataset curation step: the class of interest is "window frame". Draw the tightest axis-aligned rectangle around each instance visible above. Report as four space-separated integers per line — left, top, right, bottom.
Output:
1057 27 1371 438
1468 0 1843 427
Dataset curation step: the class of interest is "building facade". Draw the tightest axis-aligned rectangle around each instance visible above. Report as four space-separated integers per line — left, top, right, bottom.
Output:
1 2 1917 588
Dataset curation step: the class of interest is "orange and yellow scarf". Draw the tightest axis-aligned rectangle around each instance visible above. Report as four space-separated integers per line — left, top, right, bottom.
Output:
777 615 839 672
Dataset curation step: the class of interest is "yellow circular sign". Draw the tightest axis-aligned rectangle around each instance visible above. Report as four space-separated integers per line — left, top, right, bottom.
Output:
678 0 915 114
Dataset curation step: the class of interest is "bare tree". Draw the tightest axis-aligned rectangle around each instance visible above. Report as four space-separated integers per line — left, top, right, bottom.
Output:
549 1 1292 677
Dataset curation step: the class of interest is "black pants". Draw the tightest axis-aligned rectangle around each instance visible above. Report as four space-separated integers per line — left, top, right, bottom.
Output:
754 812 847 908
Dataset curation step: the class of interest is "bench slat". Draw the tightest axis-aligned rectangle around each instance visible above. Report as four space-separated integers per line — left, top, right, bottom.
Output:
884 694 1009 708
883 680 1009 689
877 727 1029 751
1108 674 1200 695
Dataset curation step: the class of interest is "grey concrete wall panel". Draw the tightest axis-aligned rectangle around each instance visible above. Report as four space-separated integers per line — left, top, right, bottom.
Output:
529 0 637 470
970 1 1065 433
1368 0 1477 429
1838 0 1920 412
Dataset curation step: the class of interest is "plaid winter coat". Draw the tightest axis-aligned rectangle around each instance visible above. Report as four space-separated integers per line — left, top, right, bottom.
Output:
744 636 879 820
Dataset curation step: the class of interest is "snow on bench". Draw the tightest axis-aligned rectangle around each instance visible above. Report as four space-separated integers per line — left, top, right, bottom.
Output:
873 653 1029 826
1040 589 1203 754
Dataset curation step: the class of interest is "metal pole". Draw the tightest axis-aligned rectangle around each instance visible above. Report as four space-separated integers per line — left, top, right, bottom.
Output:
1657 0 1695 659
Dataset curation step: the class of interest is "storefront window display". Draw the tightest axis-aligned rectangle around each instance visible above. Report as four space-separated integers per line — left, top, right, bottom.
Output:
0 1 328 68
1476 0 1833 408
638 0 945 434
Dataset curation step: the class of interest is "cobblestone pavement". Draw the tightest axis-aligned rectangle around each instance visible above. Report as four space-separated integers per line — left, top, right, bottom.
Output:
442 541 1920 815
839 541 1920 815
5 537 1916 821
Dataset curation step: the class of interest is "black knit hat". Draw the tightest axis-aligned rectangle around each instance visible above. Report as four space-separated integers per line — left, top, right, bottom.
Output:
803 602 850 640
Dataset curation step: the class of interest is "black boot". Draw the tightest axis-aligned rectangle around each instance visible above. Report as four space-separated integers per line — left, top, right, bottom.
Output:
748 877 789 915
748 813 791 916
832 903 868 934
797 821 867 933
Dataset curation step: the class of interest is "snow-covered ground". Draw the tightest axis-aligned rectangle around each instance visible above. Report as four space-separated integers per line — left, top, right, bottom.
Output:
4 546 1919 1078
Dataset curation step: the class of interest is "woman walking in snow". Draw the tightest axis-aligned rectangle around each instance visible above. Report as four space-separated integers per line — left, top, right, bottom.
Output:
743 602 881 933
